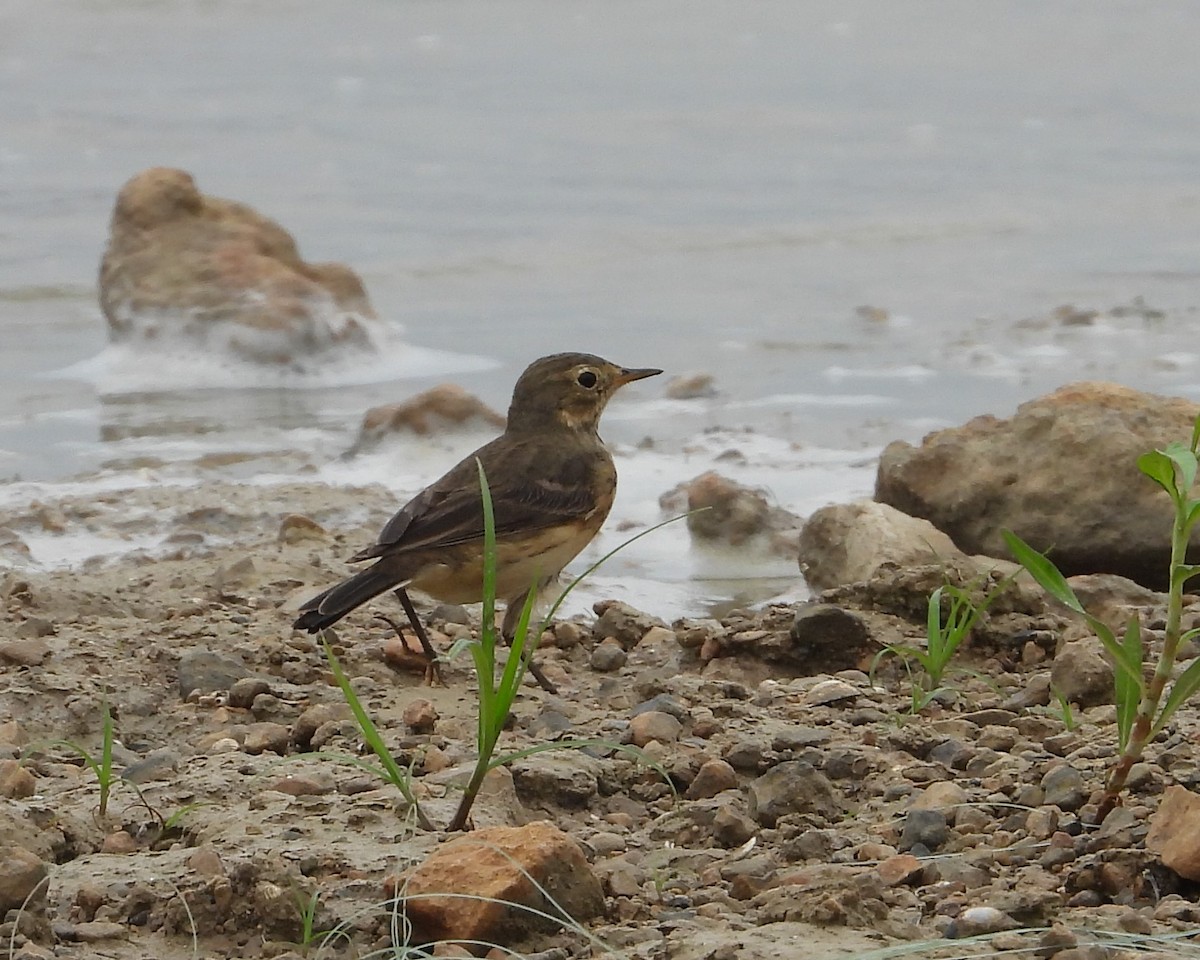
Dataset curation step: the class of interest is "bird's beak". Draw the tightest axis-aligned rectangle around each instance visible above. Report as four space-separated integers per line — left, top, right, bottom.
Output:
615 366 663 386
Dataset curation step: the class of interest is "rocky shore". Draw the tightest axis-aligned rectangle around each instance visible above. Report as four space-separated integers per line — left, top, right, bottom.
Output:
4 380 1200 959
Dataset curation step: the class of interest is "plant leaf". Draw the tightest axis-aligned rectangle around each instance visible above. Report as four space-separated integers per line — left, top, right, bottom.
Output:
1137 446 1185 499
1164 442 1199 495
1002 530 1084 613
1113 615 1143 751
1153 656 1200 736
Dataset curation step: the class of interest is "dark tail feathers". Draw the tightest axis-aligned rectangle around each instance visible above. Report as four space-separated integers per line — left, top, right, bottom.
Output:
292 564 406 634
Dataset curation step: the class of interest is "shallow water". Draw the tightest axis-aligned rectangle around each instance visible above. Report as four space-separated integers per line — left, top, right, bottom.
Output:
5 1 1200 613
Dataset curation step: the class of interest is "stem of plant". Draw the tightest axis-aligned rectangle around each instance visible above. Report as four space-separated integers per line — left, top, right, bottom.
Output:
1096 502 1188 821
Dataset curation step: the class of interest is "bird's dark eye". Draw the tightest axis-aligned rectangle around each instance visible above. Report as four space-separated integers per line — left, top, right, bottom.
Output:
576 370 598 389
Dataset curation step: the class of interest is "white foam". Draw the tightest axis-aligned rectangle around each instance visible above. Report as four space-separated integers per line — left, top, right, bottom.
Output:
50 327 496 395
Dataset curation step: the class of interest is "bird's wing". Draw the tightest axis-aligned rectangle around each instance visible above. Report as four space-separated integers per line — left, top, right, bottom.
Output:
348 439 605 562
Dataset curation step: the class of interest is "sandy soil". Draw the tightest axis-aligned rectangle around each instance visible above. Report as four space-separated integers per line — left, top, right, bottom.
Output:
1 480 1197 960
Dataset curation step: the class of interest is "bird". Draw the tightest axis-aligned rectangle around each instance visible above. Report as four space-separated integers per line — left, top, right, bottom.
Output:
293 352 661 684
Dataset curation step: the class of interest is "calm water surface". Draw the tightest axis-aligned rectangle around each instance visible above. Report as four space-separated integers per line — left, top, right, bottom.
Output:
3 0 1200 501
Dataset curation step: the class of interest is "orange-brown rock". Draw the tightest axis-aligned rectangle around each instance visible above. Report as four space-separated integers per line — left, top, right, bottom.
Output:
349 385 505 454
99 167 380 365
400 821 603 946
1147 785 1200 880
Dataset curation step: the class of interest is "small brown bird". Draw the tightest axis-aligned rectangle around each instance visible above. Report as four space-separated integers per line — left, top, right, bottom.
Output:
293 353 661 673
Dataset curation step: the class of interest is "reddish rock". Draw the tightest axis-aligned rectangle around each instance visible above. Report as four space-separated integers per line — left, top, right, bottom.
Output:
876 854 923 886
349 385 506 454
876 382 1200 589
401 821 603 945
0 759 36 799
685 759 738 800
99 167 380 365
403 698 439 734
1147 786 1200 880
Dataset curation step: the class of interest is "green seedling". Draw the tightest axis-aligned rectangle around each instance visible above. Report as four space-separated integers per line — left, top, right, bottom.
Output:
444 459 684 831
1049 684 1078 733
1005 412 1200 820
321 638 433 831
871 576 1010 713
37 697 118 819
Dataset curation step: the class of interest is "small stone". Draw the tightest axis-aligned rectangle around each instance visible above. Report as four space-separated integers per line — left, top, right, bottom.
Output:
713 804 757 847
121 749 182 784
551 620 589 649
101 831 137 855
178 650 250 699
187 846 224 877
278 514 326 544
593 600 665 647
242 722 291 756
748 761 841 826
292 703 351 749
403 698 439 734
228 677 272 709
900 809 949 852
685 759 738 800
590 638 627 672
590 832 627 856
945 905 1014 937
1146 785 1200 880
0 759 36 798
876 854 922 886
1051 640 1113 707
265 774 334 797
628 711 682 747
1041 765 1086 811
63 921 129 942
0 845 47 913
0 638 51 666
910 780 968 814
805 678 858 705
14 617 55 638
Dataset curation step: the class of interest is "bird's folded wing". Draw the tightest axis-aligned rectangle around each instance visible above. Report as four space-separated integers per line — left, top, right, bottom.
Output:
349 454 600 562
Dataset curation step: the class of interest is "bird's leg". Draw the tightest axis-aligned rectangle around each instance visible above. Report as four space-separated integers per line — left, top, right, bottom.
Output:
502 590 558 695
393 588 445 686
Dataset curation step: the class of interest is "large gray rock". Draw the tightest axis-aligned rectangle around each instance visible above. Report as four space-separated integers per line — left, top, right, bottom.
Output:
799 499 970 590
876 381 1200 589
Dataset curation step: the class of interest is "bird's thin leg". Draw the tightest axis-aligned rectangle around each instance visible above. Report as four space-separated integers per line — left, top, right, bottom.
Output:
502 590 558 695
393 588 445 686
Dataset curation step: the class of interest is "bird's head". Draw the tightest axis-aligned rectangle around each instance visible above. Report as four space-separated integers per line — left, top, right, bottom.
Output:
507 352 662 433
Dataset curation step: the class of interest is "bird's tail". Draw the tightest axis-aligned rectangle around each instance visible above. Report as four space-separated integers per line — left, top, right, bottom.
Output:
292 564 407 634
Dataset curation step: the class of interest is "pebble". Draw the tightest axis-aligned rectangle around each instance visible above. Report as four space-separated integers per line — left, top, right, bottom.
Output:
805 678 858 705
590 638 627 672
265 774 333 797
628 711 682 747
402 698 439 734
1041 764 1086 811
900 809 949 852
685 759 738 800
0 758 36 798
0 845 47 913
101 831 138 855
243 722 290 756
228 677 272 709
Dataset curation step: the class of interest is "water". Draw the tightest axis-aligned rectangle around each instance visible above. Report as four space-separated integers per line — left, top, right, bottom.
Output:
4 0 1200 613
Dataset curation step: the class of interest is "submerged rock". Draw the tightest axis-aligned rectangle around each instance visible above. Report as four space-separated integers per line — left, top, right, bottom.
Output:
99 167 382 365
660 471 802 556
347 384 506 455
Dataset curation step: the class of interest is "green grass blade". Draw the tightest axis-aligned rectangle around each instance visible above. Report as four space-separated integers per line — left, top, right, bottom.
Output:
322 637 419 808
1154 656 1200 736
1002 530 1085 614
1113 615 1144 751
